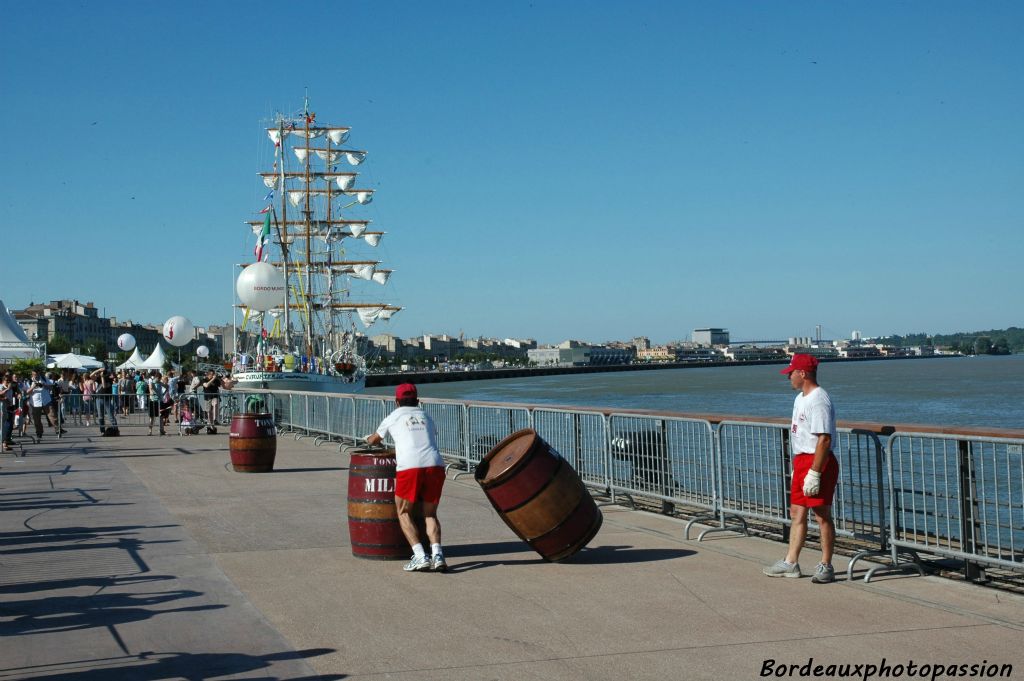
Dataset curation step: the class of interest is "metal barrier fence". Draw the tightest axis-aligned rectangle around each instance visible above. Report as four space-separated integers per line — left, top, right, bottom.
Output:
262 392 1023 581
47 387 1020 583
884 432 1024 579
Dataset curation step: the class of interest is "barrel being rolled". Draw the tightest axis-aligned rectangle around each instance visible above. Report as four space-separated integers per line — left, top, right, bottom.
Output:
229 413 277 472
475 429 602 561
347 449 407 560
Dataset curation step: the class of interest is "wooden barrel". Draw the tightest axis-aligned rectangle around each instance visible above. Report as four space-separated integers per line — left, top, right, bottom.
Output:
347 449 407 560
475 429 602 561
228 413 277 472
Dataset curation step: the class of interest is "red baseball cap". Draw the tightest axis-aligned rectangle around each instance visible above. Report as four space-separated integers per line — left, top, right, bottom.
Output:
781 353 819 374
395 383 418 400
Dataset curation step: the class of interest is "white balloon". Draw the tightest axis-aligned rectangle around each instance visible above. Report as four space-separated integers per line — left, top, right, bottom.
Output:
163 316 194 348
196 345 210 358
117 333 136 351
236 262 286 312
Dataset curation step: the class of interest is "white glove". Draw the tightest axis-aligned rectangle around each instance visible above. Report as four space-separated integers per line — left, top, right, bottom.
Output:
803 469 821 497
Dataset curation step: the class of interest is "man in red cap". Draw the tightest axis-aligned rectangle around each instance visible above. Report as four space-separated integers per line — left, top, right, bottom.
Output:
366 383 447 572
763 353 838 584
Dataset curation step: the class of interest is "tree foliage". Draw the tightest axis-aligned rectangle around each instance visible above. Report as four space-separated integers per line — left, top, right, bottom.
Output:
885 327 1022 355
47 334 71 354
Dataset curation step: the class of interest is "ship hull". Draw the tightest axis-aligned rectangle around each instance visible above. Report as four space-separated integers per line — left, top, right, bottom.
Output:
232 371 366 394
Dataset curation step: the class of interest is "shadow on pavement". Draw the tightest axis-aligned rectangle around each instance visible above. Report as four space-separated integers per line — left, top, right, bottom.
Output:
444 542 695 572
4 648 343 681
270 467 348 473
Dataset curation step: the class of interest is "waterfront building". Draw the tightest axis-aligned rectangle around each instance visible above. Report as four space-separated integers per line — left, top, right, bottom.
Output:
637 346 676 362
693 328 729 346
840 345 883 359
369 333 405 358
503 338 537 351
15 300 110 349
674 345 719 362
632 336 651 351
724 346 788 362
528 344 630 367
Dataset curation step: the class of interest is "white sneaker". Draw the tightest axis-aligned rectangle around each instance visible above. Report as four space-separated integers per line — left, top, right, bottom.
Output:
763 559 801 578
431 554 448 572
403 554 431 572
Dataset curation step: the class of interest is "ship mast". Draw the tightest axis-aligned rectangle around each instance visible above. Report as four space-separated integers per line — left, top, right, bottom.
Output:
303 104 314 361
279 119 292 350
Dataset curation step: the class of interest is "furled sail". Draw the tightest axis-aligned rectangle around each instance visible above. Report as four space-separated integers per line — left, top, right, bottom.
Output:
327 129 350 145
352 264 375 281
364 233 381 247
372 270 391 285
345 152 366 166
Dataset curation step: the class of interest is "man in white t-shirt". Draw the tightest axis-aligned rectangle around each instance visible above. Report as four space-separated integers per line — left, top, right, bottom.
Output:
27 370 54 440
365 383 447 573
763 353 839 584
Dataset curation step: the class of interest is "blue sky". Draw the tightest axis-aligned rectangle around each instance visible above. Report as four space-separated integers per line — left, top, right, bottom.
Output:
2 2 1021 344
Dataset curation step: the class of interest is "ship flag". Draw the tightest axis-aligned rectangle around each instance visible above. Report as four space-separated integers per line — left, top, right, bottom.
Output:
254 212 271 262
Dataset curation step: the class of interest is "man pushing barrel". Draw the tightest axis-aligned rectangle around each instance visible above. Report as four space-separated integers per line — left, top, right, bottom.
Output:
365 383 447 572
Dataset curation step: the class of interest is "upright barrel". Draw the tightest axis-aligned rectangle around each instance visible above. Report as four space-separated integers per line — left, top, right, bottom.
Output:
228 413 277 472
475 429 602 561
347 449 407 560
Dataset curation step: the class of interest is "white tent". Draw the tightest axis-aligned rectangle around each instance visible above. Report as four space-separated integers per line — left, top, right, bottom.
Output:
47 353 104 370
116 348 147 370
0 298 42 360
138 344 171 370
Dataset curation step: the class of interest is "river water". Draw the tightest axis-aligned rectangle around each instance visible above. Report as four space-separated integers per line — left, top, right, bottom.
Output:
368 355 1024 430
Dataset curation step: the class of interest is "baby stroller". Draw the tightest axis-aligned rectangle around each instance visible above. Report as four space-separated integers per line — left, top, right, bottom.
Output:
178 395 203 436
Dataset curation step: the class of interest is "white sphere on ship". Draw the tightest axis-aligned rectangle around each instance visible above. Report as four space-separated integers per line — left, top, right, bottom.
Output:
237 262 286 312
163 316 194 348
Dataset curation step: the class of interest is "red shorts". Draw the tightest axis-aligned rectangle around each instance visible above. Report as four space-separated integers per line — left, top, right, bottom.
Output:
791 453 839 508
395 466 445 504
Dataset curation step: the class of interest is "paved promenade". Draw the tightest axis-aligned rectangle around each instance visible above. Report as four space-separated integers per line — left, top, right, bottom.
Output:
1 429 1022 680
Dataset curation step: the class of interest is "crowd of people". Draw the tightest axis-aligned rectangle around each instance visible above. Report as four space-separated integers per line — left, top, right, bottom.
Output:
0 367 231 448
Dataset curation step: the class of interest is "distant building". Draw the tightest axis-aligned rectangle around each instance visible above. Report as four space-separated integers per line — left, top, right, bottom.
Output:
15 299 110 349
693 328 729 346
839 345 882 359
674 345 719 362
724 346 787 362
632 336 651 351
503 338 537 351
528 347 586 366
637 346 676 362
370 333 405 358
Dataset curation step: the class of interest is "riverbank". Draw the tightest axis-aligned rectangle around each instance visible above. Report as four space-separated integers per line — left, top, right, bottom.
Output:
365 353 957 388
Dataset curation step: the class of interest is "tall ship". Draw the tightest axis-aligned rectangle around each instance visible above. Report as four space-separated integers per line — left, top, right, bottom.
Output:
231 97 400 393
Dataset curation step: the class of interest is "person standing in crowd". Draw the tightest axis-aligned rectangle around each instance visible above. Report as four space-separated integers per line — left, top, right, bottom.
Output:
365 383 447 573
47 372 66 434
166 370 179 422
67 373 83 424
90 368 118 434
135 372 147 413
1 373 18 451
763 354 839 584
82 371 96 427
202 370 222 433
145 371 166 436
118 371 132 416
27 370 55 440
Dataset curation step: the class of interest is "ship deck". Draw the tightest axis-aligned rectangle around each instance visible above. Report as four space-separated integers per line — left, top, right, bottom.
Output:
2 429 1022 680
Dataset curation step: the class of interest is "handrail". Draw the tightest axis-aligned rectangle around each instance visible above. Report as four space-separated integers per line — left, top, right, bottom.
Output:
231 388 1024 584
